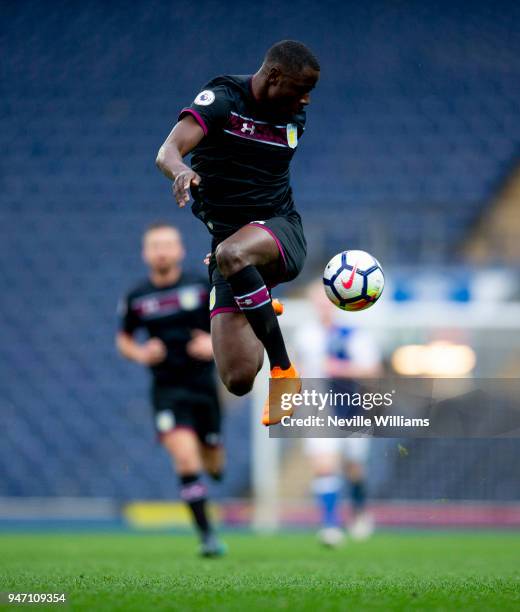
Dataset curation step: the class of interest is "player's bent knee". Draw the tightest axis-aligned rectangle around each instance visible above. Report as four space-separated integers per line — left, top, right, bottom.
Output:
171 451 201 474
215 241 250 278
222 370 255 396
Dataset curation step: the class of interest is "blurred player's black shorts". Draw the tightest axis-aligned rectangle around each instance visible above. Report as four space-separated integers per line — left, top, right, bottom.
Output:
208 212 307 318
151 383 222 447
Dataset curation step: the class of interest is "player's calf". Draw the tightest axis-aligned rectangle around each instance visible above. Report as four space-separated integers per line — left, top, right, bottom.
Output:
211 311 264 396
220 363 257 396
226 264 291 370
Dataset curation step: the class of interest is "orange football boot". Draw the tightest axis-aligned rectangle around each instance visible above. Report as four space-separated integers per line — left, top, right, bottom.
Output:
261 363 301 426
272 298 284 316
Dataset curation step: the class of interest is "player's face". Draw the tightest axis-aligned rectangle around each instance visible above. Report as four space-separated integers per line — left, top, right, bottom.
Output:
142 227 185 273
266 65 320 115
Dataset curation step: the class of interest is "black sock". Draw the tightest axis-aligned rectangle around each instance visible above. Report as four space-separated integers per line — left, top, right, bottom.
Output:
179 474 211 537
351 481 367 513
228 265 290 370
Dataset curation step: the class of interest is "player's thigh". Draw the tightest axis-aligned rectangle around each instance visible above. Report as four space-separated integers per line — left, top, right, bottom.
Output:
215 224 281 279
343 437 370 463
161 428 203 474
211 311 264 390
152 386 203 472
343 438 370 480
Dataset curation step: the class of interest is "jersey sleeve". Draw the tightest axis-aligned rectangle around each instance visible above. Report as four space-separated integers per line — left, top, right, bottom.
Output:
118 294 141 334
178 84 231 136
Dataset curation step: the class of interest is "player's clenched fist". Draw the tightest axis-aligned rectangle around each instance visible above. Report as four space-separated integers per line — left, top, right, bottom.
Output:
138 338 167 365
186 329 213 361
173 169 201 207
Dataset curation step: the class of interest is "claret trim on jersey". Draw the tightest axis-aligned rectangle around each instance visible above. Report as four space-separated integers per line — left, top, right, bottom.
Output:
224 112 292 148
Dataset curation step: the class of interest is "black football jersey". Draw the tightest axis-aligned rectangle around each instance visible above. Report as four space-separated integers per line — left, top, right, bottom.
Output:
119 272 214 388
178 75 306 240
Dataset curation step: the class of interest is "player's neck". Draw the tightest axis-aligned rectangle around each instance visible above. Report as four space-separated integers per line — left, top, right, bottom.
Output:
250 71 264 103
150 266 182 287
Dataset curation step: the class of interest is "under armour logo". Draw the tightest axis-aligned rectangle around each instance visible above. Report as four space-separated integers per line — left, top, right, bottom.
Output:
241 122 255 135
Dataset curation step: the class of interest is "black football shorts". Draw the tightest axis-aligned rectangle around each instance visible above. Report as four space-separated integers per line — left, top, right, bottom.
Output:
151 383 222 447
208 212 307 318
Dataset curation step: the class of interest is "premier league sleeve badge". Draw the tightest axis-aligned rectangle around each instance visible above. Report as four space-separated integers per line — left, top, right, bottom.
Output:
286 123 298 149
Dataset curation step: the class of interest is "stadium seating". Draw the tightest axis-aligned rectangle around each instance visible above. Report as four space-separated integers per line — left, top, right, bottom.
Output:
2 0 520 500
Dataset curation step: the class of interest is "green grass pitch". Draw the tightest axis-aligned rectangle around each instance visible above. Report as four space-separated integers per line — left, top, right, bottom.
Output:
0 531 519 611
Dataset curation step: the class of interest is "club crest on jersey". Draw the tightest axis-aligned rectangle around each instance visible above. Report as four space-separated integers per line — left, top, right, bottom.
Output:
286 124 298 148
179 288 199 310
194 90 215 106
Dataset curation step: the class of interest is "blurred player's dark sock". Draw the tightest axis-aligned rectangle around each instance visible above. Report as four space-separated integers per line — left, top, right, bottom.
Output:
350 480 367 514
179 474 211 537
228 265 290 370
313 475 342 528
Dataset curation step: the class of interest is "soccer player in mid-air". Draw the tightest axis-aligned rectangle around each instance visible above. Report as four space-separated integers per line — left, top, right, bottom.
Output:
117 223 225 556
156 40 320 425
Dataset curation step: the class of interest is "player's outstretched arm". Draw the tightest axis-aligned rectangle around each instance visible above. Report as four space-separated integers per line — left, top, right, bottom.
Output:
156 115 204 207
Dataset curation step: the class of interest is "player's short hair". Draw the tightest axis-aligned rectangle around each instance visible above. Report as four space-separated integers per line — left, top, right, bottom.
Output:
143 221 180 236
264 40 320 74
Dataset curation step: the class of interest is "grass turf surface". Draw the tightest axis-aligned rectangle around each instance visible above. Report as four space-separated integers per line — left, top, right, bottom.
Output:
0 532 519 611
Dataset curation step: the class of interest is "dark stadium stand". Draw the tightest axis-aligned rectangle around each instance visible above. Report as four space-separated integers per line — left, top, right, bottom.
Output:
1 0 520 500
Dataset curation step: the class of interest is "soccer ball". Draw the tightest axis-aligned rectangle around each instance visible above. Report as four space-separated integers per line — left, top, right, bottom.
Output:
323 250 384 311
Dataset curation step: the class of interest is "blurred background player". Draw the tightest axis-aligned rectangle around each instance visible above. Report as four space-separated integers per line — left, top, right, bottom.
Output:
116 222 225 556
294 282 383 547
